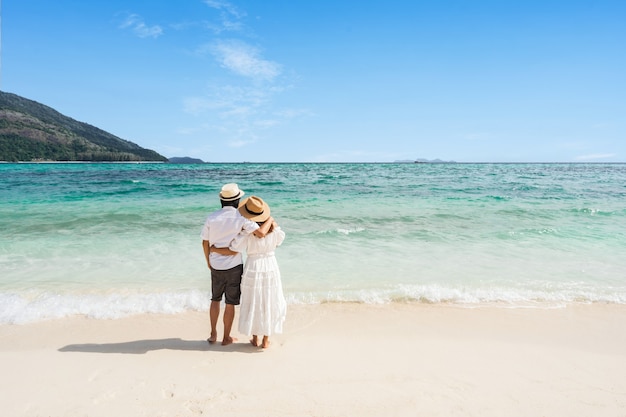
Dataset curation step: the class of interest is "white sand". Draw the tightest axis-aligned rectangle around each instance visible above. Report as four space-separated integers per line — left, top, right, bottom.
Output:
1 303 625 417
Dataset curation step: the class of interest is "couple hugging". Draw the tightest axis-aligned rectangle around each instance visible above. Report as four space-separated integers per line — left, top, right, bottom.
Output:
200 183 286 348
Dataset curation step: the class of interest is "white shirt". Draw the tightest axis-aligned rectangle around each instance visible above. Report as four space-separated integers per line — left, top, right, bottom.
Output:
200 206 259 270
230 226 285 257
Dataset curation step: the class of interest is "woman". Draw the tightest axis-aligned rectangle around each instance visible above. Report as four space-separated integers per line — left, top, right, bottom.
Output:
212 196 286 348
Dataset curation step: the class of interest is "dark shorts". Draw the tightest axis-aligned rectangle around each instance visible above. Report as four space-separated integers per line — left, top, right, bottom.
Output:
210 264 244 305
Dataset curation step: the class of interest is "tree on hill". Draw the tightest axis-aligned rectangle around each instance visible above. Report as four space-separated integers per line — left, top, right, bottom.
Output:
0 91 167 162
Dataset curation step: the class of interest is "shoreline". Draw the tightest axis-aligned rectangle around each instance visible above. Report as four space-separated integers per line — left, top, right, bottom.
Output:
4 298 626 326
3 161 626 165
4 287 626 325
2 303 625 416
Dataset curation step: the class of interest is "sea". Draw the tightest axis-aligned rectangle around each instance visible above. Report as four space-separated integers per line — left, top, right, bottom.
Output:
1 162 625 324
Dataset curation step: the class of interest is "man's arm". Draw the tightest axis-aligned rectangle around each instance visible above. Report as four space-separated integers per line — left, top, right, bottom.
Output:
210 246 238 256
202 240 211 269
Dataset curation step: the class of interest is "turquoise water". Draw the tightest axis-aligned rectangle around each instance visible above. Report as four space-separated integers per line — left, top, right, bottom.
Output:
1 162 625 323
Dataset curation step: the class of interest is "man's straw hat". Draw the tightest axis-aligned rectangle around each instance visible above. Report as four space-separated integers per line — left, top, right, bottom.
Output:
219 183 245 201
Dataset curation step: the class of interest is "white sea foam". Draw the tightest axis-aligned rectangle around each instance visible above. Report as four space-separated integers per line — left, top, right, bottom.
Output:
283 282 626 308
315 227 366 235
1 282 625 325
0 290 210 324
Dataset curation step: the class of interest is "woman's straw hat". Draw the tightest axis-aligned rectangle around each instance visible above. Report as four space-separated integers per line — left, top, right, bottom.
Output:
238 196 270 222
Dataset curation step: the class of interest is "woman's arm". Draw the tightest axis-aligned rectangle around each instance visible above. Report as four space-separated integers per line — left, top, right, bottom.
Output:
252 216 275 238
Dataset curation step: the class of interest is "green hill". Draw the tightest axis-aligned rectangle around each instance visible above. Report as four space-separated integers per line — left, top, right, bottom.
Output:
0 91 167 162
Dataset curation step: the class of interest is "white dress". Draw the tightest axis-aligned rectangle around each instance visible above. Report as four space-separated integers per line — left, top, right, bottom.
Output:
231 227 286 336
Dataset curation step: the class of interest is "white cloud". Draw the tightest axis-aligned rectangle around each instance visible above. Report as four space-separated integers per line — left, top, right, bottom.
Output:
201 18 244 34
204 0 245 19
254 119 279 129
275 108 314 119
177 2 295 153
202 0 245 33
176 124 211 136
182 85 268 150
120 14 163 38
183 85 270 117
183 97 225 115
220 106 254 119
211 40 281 81
574 153 616 161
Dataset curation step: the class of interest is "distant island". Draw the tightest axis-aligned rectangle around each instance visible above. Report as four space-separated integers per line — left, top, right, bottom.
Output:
394 158 457 164
0 91 167 162
168 157 206 164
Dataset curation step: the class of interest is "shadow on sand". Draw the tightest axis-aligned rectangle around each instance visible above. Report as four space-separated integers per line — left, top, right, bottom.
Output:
58 338 261 354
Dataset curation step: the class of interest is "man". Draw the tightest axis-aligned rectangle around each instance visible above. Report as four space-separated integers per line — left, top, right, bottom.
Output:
200 183 270 346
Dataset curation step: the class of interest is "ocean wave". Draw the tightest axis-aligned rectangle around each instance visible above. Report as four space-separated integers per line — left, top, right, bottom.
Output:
2 284 625 324
285 284 626 308
315 227 366 235
0 290 210 325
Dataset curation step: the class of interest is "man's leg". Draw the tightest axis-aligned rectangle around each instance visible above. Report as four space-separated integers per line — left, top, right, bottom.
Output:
208 300 220 344
221 264 243 346
222 303 237 346
208 267 226 344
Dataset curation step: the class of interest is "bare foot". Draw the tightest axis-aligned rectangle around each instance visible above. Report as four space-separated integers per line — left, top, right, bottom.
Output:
261 336 270 349
222 336 238 346
250 335 259 347
207 331 218 344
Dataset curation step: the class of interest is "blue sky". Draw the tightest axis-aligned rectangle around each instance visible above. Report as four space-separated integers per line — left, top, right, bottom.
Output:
3 0 625 162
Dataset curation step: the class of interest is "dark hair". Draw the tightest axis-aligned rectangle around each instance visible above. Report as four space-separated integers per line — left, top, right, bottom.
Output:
257 220 274 233
221 199 240 208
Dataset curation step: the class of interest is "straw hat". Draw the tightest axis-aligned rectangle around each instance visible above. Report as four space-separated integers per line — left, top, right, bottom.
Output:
219 183 245 201
238 196 270 222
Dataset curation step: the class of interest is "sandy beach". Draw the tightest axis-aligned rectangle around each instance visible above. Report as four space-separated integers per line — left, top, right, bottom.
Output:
1 303 625 417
